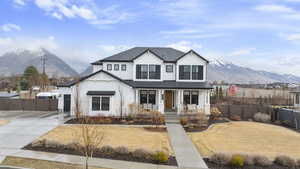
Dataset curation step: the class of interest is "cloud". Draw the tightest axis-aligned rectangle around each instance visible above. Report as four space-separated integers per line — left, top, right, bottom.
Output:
166 41 202 52
254 4 295 13
31 0 132 26
1 24 22 32
0 36 58 55
161 29 203 35
13 0 27 6
229 48 256 56
98 45 132 55
279 33 300 41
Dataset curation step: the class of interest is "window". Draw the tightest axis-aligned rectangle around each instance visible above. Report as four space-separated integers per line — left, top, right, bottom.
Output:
149 65 161 79
121 64 126 71
140 90 156 104
183 91 199 105
166 65 173 72
192 65 203 80
179 65 191 80
91 96 110 111
92 97 100 111
296 93 300 104
179 65 203 80
107 64 112 71
114 64 119 71
136 64 160 80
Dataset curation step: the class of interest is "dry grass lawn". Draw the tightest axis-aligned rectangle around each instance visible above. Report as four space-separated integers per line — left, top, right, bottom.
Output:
38 125 173 155
1 156 109 169
189 121 300 159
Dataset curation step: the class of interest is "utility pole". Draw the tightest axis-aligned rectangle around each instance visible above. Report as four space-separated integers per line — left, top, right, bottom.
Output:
41 54 47 91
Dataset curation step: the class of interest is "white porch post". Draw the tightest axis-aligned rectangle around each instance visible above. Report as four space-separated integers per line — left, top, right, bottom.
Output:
158 89 164 114
135 89 139 104
177 90 182 114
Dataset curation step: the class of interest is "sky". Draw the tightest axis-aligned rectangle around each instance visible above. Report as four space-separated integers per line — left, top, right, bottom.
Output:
0 0 300 74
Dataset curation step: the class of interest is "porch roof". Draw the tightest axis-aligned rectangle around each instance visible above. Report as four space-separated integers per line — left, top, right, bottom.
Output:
86 91 116 95
291 87 300 93
124 80 213 89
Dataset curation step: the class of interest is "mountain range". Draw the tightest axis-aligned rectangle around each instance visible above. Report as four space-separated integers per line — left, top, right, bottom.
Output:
0 48 299 84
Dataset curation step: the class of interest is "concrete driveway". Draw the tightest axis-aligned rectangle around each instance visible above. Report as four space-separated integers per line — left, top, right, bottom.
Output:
0 111 61 162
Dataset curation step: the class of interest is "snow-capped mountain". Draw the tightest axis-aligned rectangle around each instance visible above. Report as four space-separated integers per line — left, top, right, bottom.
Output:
207 59 300 84
0 48 78 77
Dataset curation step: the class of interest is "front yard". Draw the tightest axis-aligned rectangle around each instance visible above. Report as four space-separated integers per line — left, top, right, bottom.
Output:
189 121 300 159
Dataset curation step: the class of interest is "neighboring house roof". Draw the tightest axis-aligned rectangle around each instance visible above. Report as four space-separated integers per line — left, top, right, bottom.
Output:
291 87 300 93
124 80 213 89
86 91 116 95
57 70 213 89
0 92 19 98
91 47 209 64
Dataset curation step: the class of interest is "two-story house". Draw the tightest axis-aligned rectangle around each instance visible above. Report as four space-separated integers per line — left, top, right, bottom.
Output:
57 47 213 116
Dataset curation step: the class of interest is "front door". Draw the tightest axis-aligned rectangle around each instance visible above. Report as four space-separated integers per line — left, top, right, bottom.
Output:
165 90 173 110
63 94 71 113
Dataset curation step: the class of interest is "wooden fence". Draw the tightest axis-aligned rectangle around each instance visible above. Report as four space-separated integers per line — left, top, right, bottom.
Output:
211 104 274 120
211 96 292 106
0 99 58 111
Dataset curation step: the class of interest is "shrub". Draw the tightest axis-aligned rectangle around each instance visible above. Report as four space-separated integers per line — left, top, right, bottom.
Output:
210 107 222 118
254 112 271 123
230 154 245 167
65 142 81 150
195 112 208 126
210 153 231 165
132 148 154 160
180 117 188 126
115 146 129 155
153 151 169 163
230 115 241 121
44 140 61 149
99 145 115 154
275 155 296 167
243 154 255 166
297 159 300 167
253 155 272 166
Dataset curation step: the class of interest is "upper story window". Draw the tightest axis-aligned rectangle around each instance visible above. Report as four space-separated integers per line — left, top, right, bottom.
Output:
179 65 203 80
136 64 161 80
121 64 126 71
114 64 119 71
107 64 112 71
166 65 173 73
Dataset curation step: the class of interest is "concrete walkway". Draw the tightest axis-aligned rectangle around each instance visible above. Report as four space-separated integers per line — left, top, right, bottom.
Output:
166 123 208 169
8 150 178 169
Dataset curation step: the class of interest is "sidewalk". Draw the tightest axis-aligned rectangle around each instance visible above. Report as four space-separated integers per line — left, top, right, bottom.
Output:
166 123 208 169
9 150 178 169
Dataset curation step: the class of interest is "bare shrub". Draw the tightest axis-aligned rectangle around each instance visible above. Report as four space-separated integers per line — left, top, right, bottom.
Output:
31 139 45 147
254 112 271 123
44 140 61 149
132 148 154 160
195 111 208 126
115 146 129 155
210 153 232 165
243 154 255 165
275 155 296 167
210 107 222 118
253 155 272 166
99 145 115 154
297 159 300 166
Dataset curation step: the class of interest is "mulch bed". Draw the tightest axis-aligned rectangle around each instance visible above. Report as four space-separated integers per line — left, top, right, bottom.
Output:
23 145 177 166
143 127 167 132
183 118 230 132
65 117 165 125
204 159 298 169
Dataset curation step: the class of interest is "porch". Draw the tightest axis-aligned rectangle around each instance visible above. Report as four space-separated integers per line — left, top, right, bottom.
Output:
134 89 210 115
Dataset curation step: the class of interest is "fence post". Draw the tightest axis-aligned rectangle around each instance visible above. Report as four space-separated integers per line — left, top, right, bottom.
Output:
227 105 231 118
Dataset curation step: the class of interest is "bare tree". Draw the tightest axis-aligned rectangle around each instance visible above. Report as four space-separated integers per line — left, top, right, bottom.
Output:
74 82 81 118
73 117 104 169
118 86 124 118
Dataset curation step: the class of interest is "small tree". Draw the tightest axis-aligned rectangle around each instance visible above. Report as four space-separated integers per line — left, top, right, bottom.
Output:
74 82 81 118
22 65 40 92
73 117 105 169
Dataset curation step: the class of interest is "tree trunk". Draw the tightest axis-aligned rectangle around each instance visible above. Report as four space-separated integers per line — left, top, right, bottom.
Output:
85 156 88 169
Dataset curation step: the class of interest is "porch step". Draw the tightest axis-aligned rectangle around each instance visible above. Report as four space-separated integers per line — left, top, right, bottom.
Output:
165 112 180 124
165 119 180 124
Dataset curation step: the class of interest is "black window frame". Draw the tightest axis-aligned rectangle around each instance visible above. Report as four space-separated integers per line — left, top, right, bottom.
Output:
114 64 119 71
140 90 156 105
192 65 203 80
136 64 160 80
183 91 199 105
91 96 110 111
166 65 173 73
121 64 126 71
296 93 300 104
107 64 112 71
149 64 161 80
179 65 191 80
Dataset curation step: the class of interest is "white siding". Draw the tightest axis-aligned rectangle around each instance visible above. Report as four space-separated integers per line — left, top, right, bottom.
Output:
57 87 72 111
176 52 207 82
133 51 164 81
163 63 176 81
69 72 135 116
92 65 103 73
102 62 133 80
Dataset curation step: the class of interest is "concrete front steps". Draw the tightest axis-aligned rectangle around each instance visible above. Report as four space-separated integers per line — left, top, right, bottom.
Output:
164 112 180 124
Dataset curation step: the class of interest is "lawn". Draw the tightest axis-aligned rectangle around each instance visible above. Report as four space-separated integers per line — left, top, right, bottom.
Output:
1 156 109 169
37 125 173 155
189 121 300 159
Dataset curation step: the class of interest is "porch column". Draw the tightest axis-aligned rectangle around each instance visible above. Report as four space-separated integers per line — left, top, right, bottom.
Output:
135 89 139 104
177 90 182 114
158 89 164 114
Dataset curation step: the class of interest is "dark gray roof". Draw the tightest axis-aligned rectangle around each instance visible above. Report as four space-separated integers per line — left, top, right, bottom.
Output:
124 80 213 89
87 91 115 95
92 47 187 64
